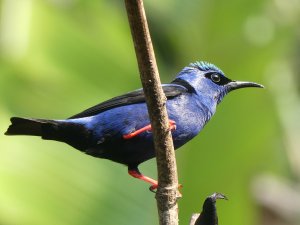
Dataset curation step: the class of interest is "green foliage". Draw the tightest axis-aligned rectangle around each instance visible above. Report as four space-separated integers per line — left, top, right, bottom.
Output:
0 0 297 224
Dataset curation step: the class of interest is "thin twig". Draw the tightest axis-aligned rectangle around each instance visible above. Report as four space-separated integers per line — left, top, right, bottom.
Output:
124 0 179 225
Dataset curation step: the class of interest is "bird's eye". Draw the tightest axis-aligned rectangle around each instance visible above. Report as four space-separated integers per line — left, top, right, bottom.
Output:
211 73 221 83
204 71 232 85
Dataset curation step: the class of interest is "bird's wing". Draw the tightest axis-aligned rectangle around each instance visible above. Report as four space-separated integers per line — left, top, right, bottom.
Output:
68 84 189 119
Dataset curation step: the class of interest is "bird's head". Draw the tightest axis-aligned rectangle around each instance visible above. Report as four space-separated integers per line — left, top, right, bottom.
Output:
173 61 264 104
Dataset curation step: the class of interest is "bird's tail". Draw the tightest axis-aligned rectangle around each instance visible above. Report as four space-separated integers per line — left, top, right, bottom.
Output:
5 117 53 136
5 117 89 150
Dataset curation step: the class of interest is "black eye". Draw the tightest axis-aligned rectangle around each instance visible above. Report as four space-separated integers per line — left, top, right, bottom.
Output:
204 71 232 85
211 73 221 83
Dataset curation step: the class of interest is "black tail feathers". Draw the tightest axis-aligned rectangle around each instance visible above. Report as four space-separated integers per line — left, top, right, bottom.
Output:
5 117 90 150
5 117 53 136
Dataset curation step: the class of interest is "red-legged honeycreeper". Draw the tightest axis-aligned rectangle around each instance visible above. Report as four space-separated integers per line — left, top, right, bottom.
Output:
5 61 263 190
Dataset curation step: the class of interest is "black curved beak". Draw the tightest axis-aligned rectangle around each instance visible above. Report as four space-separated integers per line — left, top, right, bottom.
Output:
226 80 264 92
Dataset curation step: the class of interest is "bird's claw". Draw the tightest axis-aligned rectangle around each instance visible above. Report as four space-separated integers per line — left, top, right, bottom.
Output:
149 184 158 193
169 120 176 131
148 183 183 193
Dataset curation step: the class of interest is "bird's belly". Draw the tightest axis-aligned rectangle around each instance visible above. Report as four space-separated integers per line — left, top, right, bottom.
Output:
86 121 200 166
87 133 156 165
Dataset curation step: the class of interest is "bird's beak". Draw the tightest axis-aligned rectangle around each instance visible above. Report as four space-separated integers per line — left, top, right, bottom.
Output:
211 192 228 201
226 80 264 92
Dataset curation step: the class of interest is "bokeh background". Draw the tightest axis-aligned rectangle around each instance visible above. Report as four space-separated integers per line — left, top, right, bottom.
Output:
1 0 299 225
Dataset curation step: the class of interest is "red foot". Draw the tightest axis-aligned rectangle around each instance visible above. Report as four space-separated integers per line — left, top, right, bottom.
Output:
128 168 182 193
128 169 158 191
123 120 176 139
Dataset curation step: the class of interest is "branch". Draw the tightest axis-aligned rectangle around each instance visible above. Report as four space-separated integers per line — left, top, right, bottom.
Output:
124 1 180 225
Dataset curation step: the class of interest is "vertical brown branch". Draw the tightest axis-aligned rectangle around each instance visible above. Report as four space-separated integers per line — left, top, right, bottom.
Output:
124 0 179 225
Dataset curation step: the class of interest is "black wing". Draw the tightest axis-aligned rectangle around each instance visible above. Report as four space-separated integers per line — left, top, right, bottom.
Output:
68 83 191 119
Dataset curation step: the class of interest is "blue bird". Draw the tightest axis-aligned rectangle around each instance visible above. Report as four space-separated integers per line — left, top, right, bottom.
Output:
5 61 263 190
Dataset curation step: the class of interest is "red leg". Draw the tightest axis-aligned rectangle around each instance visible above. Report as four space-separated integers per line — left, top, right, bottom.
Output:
128 168 183 193
128 168 158 191
123 120 176 139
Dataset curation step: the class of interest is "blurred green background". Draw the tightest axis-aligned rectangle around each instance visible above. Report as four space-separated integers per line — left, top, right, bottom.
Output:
1 0 299 225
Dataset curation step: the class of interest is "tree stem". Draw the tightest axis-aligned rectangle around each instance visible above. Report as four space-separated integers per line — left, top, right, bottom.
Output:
124 1 180 225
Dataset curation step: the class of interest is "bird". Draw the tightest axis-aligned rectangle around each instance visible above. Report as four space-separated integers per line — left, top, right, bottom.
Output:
5 61 263 191
194 192 227 225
